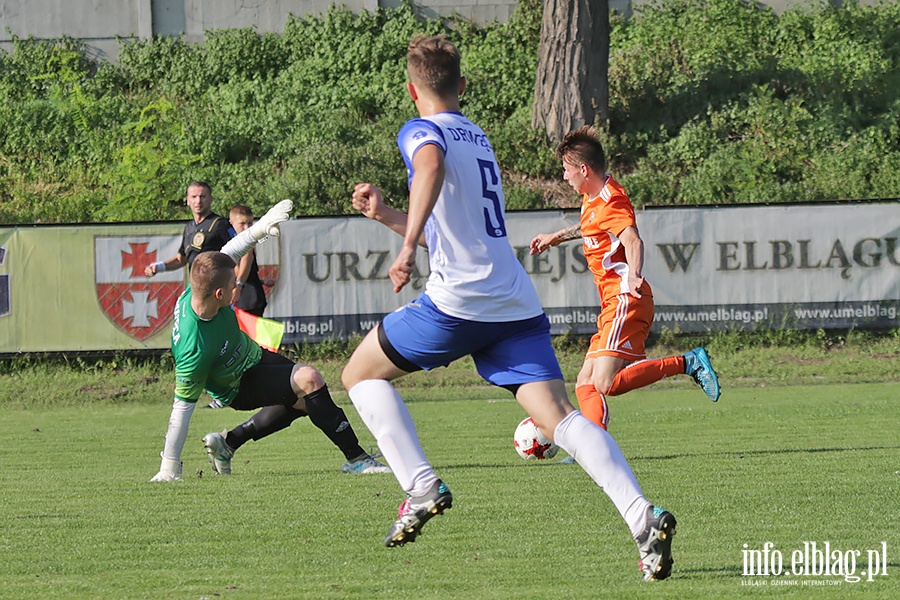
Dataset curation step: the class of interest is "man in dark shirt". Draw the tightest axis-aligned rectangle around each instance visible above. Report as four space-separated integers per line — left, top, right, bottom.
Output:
145 181 232 276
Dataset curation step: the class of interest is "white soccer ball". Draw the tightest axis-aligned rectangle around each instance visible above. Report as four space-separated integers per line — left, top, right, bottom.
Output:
513 417 559 460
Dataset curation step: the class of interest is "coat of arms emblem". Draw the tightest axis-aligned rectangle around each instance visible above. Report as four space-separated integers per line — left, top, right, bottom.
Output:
94 236 183 340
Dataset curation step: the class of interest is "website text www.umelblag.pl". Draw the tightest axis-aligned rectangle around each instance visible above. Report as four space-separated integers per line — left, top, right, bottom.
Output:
792 302 897 322
654 306 768 325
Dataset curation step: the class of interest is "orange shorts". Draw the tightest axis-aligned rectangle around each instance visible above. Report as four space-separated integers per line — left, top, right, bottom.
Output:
586 291 654 361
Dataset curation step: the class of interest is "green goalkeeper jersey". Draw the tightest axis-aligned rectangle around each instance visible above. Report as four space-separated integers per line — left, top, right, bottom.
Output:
171 287 262 404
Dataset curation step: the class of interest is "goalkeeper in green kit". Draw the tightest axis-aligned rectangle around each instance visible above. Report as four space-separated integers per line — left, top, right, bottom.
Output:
150 200 390 481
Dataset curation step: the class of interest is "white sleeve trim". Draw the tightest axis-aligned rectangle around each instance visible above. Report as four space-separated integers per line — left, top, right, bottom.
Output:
221 228 257 262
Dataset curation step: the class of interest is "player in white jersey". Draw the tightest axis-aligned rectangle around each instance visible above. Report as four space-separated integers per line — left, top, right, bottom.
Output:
341 34 677 581
395 113 540 321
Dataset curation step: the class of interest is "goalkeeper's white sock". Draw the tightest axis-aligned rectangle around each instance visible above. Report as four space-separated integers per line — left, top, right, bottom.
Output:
161 398 197 462
553 410 650 537
347 379 437 496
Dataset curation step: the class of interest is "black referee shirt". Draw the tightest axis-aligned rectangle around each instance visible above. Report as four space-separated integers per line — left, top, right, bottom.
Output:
180 213 233 267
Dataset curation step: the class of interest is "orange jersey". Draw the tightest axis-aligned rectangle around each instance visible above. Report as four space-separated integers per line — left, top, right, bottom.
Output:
580 175 651 302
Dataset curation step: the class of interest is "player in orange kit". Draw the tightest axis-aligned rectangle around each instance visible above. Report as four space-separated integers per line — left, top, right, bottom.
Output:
530 126 720 434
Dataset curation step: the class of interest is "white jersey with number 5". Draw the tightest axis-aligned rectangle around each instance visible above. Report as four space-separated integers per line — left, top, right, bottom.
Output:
397 111 543 322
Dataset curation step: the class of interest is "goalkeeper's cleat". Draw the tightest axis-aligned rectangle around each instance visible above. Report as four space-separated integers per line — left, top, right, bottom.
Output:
342 454 392 474
384 479 453 547
683 347 721 402
636 505 677 581
202 430 234 475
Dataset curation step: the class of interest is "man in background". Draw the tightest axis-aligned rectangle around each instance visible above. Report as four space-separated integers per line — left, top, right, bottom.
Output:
145 181 232 277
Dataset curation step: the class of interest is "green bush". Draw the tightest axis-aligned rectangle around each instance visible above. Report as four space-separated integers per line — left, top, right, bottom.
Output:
0 0 898 224
459 0 542 124
607 0 900 204
116 35 205 98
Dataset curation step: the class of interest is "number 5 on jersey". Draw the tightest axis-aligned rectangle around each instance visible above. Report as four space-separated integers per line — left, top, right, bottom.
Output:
478 159 507 238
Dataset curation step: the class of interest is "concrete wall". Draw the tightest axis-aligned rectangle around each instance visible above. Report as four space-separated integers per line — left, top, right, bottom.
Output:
0 0 151 62
0 0 886 63
0 0 374 61
381 0 517 23
166 1 375 43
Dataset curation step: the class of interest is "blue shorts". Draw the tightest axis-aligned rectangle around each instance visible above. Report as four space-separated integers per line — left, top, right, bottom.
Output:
380 293 563 387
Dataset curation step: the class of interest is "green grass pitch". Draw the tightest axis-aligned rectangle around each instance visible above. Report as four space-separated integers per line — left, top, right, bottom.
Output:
2 382 898 599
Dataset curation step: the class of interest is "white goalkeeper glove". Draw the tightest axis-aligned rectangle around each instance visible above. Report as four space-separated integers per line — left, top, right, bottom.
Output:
150 455 183 482
250 199 293 241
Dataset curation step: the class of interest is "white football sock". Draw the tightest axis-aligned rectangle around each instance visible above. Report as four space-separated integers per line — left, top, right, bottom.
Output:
348 379 438 497
161 398 197 462
554 410 651 537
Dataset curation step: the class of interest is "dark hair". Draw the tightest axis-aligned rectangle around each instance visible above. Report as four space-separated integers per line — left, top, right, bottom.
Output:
407 34 461 97
187 180 212 196
190 252 235 298
555 126 607 174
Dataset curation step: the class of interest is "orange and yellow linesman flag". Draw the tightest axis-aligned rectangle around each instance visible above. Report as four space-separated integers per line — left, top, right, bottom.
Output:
234 307 285 352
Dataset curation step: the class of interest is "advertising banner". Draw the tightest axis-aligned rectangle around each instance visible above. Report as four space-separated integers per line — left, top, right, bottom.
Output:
634 202 899 332
265 202 899 342
0 201 897 352
0 224 184 352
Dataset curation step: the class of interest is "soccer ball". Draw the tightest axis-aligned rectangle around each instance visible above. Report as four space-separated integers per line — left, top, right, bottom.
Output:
513 417 559 460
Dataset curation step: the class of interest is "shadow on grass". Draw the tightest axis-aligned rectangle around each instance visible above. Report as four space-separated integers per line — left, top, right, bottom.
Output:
634 445 900 462
670 565 740 580
240 445 900 479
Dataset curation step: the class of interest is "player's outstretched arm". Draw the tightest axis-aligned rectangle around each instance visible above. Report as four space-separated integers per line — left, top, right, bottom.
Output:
352 183 425 246
530 224 582 255
250 199 293 240
222 199 294 262
387 145 443 292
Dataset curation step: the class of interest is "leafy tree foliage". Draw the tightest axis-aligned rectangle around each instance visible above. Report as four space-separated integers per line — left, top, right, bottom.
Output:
0 0 897 223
